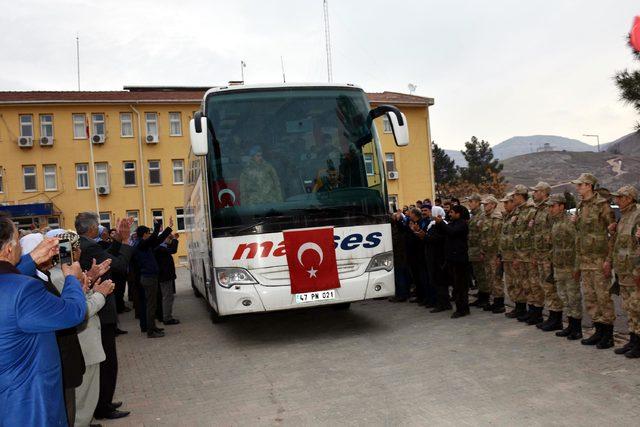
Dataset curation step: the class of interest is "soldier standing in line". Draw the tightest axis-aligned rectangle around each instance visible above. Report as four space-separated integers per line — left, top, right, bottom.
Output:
571 173 617 349
467 194 490 308
511 185 538 323
530 182 564 331
609 186 640 358
500 193 524 318
480 195 505 313
547 194 583 340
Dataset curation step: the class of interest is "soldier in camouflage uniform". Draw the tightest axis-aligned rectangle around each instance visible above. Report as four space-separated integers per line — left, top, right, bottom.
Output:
571 173 616 349
546 193 583 340
530 182 564 331
239 146 283 205
609 186 640 358
500 193 524 318
511 184 540 323
467 193 490 308
480 195 505 313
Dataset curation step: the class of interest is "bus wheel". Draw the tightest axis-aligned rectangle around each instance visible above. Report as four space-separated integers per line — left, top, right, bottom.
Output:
332 302 351 310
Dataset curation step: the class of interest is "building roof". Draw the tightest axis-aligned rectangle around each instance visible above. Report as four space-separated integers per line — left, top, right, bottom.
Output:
0 87 434 106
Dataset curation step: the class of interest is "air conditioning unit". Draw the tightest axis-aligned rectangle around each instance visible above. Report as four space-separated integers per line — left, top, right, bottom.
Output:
387 171 399 180
18 136 33 148
146 134 159 144
40 136 54 146
97 186 110 195
92 134 105 144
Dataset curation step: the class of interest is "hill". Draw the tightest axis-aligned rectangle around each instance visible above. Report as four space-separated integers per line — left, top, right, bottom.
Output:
492 135 595 160
445 149 467 167
501 151 640 193
606 131 640 156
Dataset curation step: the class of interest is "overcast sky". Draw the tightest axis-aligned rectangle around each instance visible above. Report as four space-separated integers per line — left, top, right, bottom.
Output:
1 0 639 149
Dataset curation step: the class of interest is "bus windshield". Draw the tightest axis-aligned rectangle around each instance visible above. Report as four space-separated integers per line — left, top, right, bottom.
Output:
204 87 387 236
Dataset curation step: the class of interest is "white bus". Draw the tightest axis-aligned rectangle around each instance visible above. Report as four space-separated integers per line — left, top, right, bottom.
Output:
184 83 410 321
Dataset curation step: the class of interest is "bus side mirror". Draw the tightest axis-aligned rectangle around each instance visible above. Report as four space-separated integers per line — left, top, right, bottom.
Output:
189 113 209 156
387 111 409 147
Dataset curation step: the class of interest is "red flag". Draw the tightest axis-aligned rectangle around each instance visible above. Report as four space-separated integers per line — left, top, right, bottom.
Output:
212 180 240 209
631 16 640 52
283 227 340 294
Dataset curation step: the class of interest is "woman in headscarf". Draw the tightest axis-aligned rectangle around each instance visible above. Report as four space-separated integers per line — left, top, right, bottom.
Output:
425 206 452 312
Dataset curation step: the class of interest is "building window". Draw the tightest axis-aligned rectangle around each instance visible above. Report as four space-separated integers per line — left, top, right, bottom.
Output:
148 160 161 185
0 168 3 193
40 114 54 138
172 159 184 184
95 162 109 189
99 212 111 229
388 195 399 213
152 209 164 228
126 210 139 233
169 112 182 136
382 116 392 133
72 114 87 139
363 154 374 176
176 208 185 231
19 115 33 137
47 217 60 228
23 165 37 192
120 113 133 137
43 165 57 191
92 113 105 137
76 163 89 189
123 161 137 186
385 153 397 172
145 112 158 138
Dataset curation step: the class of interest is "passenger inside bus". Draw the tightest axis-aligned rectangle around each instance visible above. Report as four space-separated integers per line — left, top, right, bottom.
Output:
313 159 344 193
239 145 283 205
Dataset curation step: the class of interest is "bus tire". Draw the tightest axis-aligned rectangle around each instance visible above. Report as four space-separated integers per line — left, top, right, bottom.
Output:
332 302 351 310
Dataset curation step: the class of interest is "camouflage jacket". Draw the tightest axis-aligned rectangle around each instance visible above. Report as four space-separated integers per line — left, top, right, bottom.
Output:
480 210 503 256
499 211 515 261
550 212 576 270
468 207 484 262
611 203 640 281
239 159 283 205
512 200 535 261
531 199 552 262
575 193 615 268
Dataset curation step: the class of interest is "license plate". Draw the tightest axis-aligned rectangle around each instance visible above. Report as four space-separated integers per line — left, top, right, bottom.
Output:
295 289 336 303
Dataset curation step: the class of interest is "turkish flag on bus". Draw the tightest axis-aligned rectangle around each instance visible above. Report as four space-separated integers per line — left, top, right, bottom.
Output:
631 16 640 52
283 227 340 294
212 180 240 209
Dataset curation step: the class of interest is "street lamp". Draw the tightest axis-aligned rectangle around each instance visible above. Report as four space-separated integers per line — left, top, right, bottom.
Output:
583 134 600 152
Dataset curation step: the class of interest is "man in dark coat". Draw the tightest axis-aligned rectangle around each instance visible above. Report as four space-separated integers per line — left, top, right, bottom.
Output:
389 212 410 302
75 213 134 420
154 232 180 325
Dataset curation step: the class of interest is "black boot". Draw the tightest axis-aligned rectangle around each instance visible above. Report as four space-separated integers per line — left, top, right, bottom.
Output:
517 305 533 322
581 322 602 345
483 297 494 311
536 310 553 329
556 316 573 337
615 333 637 355
566 317 583 340
526 306 544 326
491 297 506 314
505 302 525 318
470 292 490 308
625 334 640 358
540 311 563 331
596 324 614 349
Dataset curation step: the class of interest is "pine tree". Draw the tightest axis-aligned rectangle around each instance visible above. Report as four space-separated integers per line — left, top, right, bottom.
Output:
432 141 458 184
615 37 640 129
459 136 504 185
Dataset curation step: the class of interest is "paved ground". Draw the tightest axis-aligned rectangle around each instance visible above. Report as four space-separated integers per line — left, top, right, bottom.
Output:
104 269 640 426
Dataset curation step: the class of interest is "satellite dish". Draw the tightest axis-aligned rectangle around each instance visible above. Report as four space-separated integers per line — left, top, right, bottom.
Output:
407 83 417 94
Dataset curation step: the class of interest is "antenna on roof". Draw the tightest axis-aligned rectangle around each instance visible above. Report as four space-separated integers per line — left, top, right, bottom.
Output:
323 0 333 82
76 33 81 91
281 56 286 83
408 83 417 94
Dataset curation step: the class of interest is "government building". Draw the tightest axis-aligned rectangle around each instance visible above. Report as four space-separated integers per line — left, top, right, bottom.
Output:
0 86 435 262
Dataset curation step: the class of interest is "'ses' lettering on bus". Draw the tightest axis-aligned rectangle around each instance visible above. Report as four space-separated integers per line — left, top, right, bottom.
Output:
232 232 383 260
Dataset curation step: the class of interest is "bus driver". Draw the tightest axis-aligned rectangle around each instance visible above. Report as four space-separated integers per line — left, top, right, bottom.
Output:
239 145 283 205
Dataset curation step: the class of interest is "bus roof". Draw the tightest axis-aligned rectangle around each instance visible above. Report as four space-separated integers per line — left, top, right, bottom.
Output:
204 82 363 98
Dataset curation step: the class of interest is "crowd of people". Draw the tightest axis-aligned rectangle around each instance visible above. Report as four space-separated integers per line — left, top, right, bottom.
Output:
390 173 640 359
0 211 180 426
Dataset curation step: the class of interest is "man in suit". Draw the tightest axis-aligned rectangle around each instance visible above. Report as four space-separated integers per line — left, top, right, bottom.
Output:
75 213 134 420
0 217 87 426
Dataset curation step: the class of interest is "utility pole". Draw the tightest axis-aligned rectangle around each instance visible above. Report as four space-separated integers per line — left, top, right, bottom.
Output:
241 60 246 83
76 33 81 91
281 56 286 83
323 0 333 82
583 134 600 152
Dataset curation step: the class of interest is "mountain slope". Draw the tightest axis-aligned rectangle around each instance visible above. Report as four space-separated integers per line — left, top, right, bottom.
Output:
492 135 595 160
606 131 640 156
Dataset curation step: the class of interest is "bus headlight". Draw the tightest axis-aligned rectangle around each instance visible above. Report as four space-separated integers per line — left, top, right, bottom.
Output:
365 251 394 272
215 267 257 288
